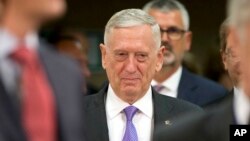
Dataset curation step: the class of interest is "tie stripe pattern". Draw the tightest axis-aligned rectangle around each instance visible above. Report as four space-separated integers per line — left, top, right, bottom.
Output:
122 106 138 141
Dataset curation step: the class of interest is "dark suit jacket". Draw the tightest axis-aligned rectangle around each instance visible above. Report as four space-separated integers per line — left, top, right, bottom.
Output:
0 41 85 141
155 93 234 141
177 68 227 107
83 83 203 141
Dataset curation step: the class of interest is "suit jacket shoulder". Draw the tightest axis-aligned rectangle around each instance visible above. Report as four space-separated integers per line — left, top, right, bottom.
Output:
155 94 233 141
178 68 228 107
153 90 203 127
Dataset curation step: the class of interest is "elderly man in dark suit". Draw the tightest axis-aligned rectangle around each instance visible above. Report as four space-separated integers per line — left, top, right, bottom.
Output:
154 1 250 141
0 0 85 140
83 9 202 141
143 0 227 107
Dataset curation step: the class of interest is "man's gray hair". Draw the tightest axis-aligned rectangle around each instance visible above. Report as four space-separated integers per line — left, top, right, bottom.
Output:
228 0 250 27
104 9 161 48
143 0 190 30
227 0 250 42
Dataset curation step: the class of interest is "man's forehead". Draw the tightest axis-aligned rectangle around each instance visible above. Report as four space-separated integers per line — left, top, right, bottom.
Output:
149 9 182 18
107 25 153 40
107 37 156 52
108 40 154 50
149 9 184 28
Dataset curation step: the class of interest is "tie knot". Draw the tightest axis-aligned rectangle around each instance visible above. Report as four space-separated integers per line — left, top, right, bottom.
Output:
10 46 38 67
153 84 165 92
124 106 138 121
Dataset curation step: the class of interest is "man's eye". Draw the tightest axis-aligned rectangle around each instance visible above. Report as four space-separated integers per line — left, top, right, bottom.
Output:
114 52 127 61
168 28 179 34
136 53 148 62
118 53 126 56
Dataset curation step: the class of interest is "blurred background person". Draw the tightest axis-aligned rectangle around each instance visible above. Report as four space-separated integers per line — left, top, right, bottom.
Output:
229 0 250 123
154 0 250 139
0 0 85 141
204 19 241 108
143 0 227 107
229 0 250 100
49 29 98 95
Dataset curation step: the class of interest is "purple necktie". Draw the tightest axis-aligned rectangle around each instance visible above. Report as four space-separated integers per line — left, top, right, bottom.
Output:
122 106 138 141
153 85 165 92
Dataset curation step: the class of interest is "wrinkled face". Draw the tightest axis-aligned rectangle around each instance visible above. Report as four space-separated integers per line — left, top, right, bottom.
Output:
100 25 164 104
148 9 192 67
14 0 66 20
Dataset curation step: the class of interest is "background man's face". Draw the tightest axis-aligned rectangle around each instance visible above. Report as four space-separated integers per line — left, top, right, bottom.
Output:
100 25 163 103
148 9 191 67
15 0 66 20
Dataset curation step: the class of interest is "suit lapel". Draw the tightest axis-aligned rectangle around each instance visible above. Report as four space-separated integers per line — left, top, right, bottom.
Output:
152 88 174 126
0 78 26 141
177 68 198 100
84 84 109 141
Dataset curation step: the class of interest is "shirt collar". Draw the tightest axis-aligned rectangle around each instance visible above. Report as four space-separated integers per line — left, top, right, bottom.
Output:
106 84 153 120
233 87 250 124
0 28 39 59
152 66 182 92
133 87 153 118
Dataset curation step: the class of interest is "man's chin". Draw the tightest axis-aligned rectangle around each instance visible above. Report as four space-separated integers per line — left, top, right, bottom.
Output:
121 86 139 95
121 89 140 103
121 79 141 85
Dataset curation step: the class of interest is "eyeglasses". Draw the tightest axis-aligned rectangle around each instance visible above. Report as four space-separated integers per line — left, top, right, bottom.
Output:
160 27 187 40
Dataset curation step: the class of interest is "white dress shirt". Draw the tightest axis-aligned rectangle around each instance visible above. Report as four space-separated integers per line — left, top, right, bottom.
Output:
0 28 38 94
106 85 153 141
151 66 182 98
233 87 250 124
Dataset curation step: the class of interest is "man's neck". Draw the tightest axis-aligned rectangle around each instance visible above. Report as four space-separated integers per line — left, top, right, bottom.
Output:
154 65 180 83
1 7 38 38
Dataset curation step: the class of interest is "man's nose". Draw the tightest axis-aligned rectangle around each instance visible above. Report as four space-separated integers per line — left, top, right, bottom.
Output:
161 32 170 42
124 56 137 73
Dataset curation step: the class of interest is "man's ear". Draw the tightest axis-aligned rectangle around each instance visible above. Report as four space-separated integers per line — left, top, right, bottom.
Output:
184 31 192 51
156 46 164 72
229 27 240 50
221 50 228 70
100 43 107 69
